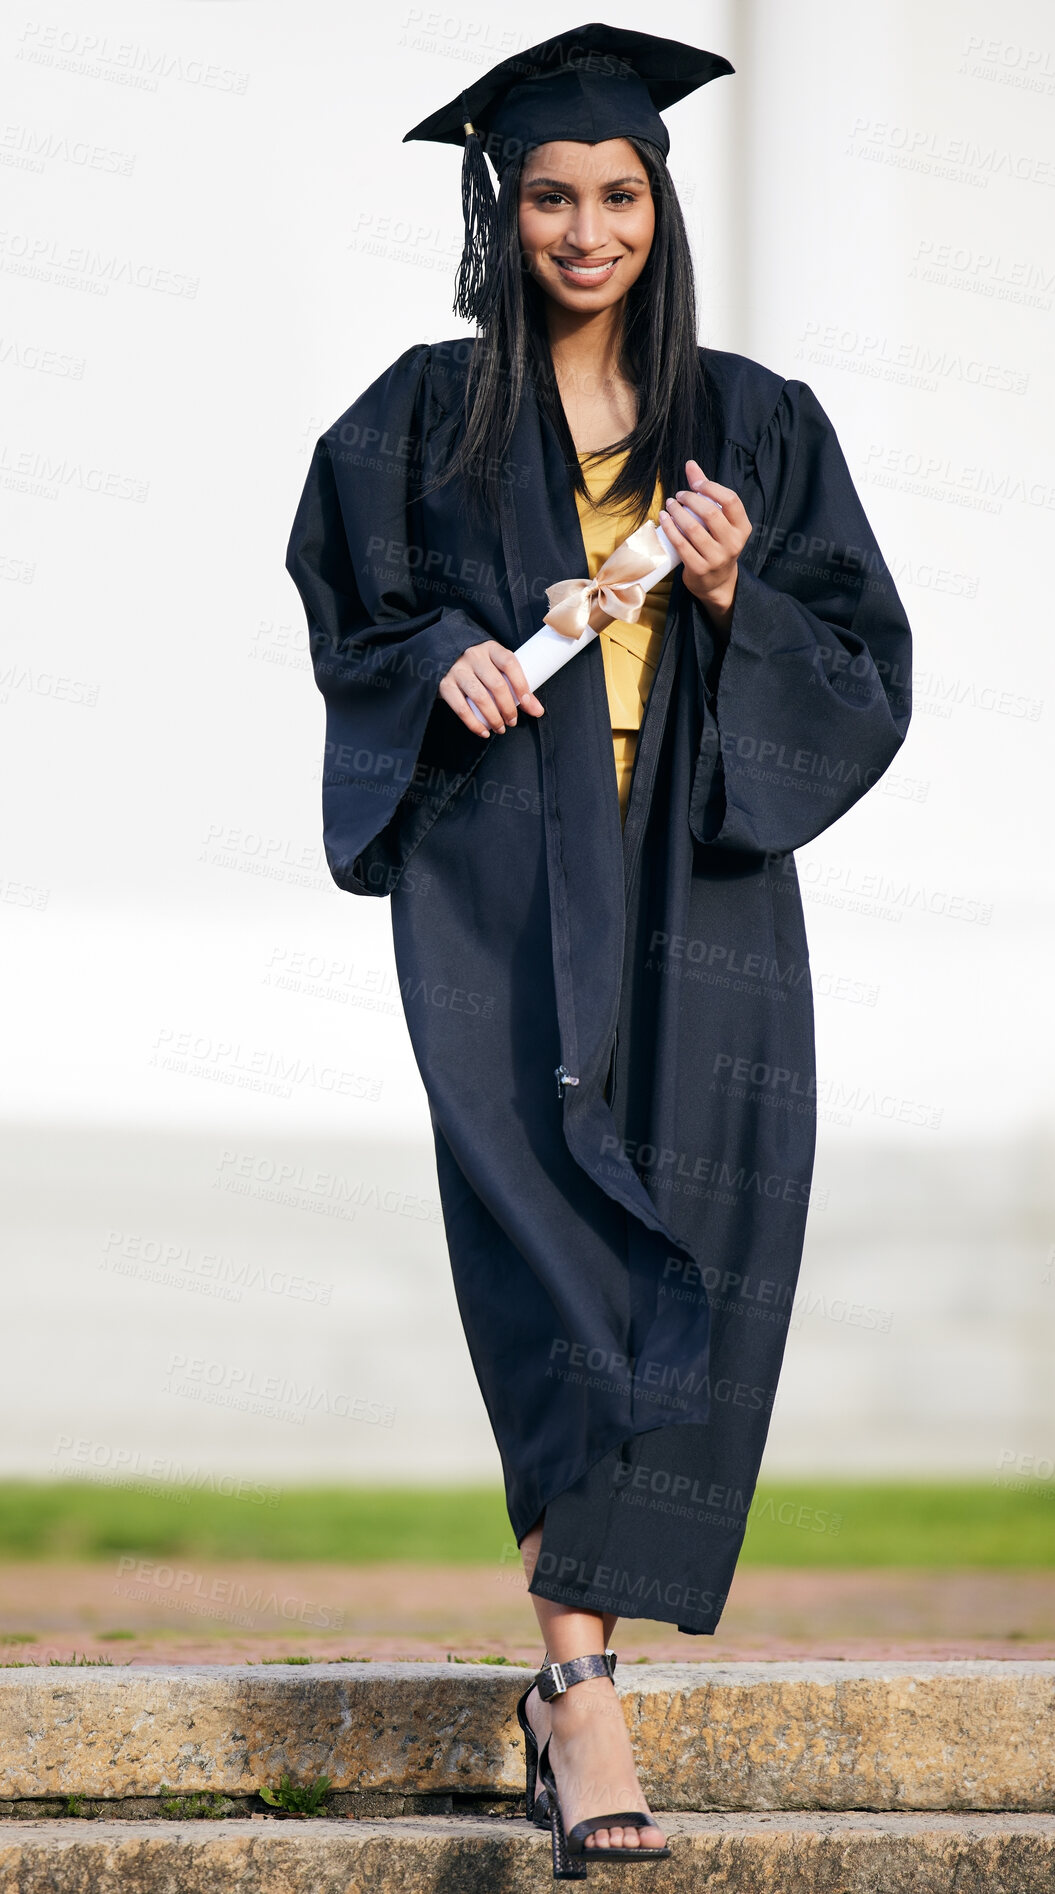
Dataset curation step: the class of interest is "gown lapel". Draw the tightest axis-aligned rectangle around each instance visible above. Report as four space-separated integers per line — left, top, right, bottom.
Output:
497 380 713 1427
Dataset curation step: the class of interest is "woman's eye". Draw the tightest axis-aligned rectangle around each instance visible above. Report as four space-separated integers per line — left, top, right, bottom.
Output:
532 191 637 208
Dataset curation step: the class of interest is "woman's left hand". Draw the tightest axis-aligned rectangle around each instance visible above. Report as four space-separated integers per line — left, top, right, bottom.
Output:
659 459 753 636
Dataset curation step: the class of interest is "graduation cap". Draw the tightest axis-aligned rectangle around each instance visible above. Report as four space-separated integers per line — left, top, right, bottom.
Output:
403 23 734 323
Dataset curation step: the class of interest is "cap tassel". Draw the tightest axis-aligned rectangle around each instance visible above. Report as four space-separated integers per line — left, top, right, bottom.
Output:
454 112 498 325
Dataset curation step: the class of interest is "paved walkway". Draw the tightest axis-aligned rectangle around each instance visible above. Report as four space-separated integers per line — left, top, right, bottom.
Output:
1 1565 1052 1665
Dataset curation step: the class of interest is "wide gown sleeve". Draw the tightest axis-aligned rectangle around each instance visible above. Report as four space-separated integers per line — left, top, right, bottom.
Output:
285 343 491 897
687 378 912 856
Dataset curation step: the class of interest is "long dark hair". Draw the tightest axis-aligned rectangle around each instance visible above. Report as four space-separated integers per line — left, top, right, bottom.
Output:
422 137 715 530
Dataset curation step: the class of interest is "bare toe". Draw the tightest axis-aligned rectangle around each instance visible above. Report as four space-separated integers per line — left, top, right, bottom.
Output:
585 1822 665 1850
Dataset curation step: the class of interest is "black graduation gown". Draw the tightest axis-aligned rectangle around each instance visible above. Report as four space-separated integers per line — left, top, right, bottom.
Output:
285 338 912 1634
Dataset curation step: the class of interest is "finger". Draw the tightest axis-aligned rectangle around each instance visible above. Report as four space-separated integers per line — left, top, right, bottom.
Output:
488 646 545 717
685 461 736 502
472 654 523 725
449 659 512 733
443 679 496 736
683 461 725 511
685 463 751 529
465 682 507 733
676 489 728 533
658 503 722 574
448 666 511 731
661 495 726 561
438 677 495 737
671 490 737 548
670 488 727 534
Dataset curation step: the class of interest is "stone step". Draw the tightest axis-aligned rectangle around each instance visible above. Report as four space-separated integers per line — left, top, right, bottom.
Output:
4 1662 1054 1812
2 1813 1055 1893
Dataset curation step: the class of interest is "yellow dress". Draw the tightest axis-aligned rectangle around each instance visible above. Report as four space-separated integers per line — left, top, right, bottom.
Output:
572 448 673 827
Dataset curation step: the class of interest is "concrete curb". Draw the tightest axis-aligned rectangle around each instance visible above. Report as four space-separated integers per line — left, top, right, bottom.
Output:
2 1813 1055 1894
3 1662 1054 1809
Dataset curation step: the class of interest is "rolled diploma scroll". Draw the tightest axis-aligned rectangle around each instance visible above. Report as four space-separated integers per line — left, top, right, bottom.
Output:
465 519 682 727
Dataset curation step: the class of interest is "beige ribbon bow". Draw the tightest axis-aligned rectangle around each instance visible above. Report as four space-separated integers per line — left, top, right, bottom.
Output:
543 520 669 640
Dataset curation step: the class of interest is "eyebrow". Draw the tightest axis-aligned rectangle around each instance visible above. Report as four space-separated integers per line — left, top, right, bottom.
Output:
522 174 647 191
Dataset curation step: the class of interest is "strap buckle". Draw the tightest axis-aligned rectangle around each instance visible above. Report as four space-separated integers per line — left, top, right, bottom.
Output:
536 1649 618 1701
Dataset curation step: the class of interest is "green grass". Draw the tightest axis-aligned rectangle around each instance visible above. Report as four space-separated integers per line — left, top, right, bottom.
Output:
259 1773 332 1817
0 1480 1049 1567
738 1482 1054 1566
0 1482 511 1564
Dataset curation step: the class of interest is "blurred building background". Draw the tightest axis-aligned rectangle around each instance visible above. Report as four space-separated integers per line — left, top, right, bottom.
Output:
2 0 1052 1490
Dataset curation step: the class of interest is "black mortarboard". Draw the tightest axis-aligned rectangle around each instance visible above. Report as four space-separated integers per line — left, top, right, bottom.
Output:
402 23 733 323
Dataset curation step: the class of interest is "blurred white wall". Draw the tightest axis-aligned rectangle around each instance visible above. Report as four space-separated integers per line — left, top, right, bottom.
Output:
1 0 1052 1485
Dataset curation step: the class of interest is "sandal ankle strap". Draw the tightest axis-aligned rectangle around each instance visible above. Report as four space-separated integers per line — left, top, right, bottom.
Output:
535 1649 617 1701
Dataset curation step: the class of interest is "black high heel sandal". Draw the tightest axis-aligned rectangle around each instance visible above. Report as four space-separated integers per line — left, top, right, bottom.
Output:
515 1650 550 1827
516 1649 617 1827
533 1653 670 1878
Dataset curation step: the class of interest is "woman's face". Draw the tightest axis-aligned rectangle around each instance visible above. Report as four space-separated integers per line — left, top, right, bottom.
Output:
518 138 655 315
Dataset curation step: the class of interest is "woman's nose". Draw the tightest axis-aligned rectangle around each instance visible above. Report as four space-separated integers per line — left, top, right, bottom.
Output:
565 208 605 250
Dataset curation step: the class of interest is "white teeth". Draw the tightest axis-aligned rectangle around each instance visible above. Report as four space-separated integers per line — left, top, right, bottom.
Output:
558 261 615 276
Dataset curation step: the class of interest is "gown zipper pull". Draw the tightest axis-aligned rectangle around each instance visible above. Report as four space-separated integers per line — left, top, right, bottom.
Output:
555 1063 580 1100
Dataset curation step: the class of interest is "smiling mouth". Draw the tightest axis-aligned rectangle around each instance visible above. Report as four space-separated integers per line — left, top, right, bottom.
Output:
553 256 621 283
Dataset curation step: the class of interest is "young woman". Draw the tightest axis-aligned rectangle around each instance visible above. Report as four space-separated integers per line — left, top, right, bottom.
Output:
286 25 912 1875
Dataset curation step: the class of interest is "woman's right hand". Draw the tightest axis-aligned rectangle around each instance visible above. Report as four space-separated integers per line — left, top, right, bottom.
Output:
438 641 546 737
